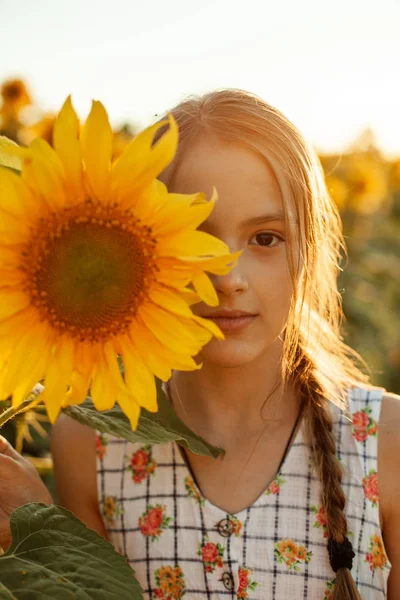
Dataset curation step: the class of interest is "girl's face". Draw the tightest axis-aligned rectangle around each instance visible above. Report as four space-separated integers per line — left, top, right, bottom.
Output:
168 135 298 367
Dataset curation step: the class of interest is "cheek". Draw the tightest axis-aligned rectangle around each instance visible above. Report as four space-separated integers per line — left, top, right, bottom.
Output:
254 262 293 327
254 257 293 302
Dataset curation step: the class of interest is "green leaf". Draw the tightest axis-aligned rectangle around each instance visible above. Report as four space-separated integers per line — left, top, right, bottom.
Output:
0 503 143 599
0 136 22 173
63 378 223 459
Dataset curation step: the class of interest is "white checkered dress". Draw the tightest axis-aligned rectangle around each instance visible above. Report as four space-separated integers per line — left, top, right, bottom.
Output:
96 384 390 599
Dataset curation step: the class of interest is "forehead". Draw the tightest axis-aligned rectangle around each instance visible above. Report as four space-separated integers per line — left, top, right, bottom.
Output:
169 135 289 226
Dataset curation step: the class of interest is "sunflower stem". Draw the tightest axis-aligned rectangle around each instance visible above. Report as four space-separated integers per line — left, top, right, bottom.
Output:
0 389 44 428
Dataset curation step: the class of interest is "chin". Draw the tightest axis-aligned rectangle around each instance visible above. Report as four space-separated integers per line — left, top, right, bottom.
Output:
196 338 266 368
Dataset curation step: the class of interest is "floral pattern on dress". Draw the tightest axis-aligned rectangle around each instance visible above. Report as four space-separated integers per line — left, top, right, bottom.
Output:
237 567 258 598
154 565 186 599
184 475 205 506
365 534 389 572
265 474 285 495
228 515 243 537
362 470 379 506
96 432 108 460
138 504 173 541
352 407 378 442
274 538 312 571
311 505 328 538
127 444 157 484
198 537 225 573
323 578 336 599
102 495 123 525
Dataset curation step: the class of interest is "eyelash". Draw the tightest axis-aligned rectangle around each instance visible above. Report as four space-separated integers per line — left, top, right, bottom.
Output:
249 231 284 248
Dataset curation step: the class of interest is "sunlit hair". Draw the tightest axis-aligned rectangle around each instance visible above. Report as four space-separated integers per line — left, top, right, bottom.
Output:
151 88 382 599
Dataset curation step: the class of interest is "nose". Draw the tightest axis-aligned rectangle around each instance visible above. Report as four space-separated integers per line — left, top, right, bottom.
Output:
210 257 248 296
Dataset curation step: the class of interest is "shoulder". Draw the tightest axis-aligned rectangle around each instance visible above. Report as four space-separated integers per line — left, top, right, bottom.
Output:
377 391 400 526
50 414 109 538
50 412 97 486
51 413 97 467
50 415 96 493
376 391 400 591
378 391 400 463
379 390 400 423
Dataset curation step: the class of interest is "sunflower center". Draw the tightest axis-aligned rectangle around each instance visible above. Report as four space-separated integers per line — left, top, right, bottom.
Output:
4 83 22 101
21 200 158 343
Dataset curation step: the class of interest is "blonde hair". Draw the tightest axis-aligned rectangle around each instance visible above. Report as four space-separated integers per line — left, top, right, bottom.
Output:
152 88 381 599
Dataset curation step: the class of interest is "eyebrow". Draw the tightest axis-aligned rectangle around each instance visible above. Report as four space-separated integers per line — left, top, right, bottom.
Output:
241 212 298 227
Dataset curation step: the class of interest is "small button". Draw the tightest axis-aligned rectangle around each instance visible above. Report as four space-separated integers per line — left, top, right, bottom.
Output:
217 518 234 537
221 571 235 591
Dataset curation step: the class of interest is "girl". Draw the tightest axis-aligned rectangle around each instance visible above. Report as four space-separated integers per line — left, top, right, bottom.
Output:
49 89 400 599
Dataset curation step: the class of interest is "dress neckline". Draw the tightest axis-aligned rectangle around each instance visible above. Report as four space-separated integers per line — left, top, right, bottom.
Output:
173 400 306 518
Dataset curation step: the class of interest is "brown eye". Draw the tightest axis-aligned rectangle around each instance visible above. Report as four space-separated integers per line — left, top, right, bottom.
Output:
249 232 283 248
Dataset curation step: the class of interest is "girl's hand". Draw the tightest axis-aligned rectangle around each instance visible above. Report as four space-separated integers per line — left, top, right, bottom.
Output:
0 435 53 551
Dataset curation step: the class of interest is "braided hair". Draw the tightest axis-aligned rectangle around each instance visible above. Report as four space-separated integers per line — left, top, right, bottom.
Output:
304 381 361 599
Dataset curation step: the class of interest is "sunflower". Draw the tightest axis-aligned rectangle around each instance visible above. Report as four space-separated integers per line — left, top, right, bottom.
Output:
325 174 348 212
345 154 389 215
112 124 136 161
0 79 32 121
18 113 56 147
0 96 241 427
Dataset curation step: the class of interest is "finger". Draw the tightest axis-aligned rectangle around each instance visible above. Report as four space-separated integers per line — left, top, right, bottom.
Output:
0 435 23 462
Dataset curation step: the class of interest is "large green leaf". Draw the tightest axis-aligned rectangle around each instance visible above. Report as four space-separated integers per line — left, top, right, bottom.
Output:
0 503 143 599
63 378 223 459
0 136 22 173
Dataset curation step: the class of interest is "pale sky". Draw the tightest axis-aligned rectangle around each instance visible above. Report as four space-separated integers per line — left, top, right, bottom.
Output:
1 0 399 158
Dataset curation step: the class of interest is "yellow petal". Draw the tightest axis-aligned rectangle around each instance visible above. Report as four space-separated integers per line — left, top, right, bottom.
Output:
126 321 202 377
123 326 172 382
21 139 67 211
0 242 26 268
116 392 141 430
41 337 75 420
191 314 225 340
149 285 195 318
103 340 130 396
10 350 49 409
0 268 25 287
0 288 30 320
0 209 31 242
178 249 244 274
122 177 166 221
158 230 230 257
138 305 203 354
81 100 112 203
53 96 83 200
63 372 90 406
151 187 217 237
118 336 158 412
111 114 178 203
0 323 52 401
90 359 117 411
154 257 193 289
162 351 202 372
191 270 219 306
0 166 39 220
63 346 93 407
0 308 38 360
174 287 202 306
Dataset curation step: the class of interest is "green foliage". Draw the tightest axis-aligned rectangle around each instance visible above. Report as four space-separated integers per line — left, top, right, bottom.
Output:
0 136 22 173
0 503 143 599
63 378 222 459
338 209 400 393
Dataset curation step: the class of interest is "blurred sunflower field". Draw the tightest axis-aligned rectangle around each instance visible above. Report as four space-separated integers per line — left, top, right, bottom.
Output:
0 77 399 497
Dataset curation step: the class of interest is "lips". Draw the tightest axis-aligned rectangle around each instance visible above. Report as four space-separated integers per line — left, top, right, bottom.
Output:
202 313 257 333
203 310 256 318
